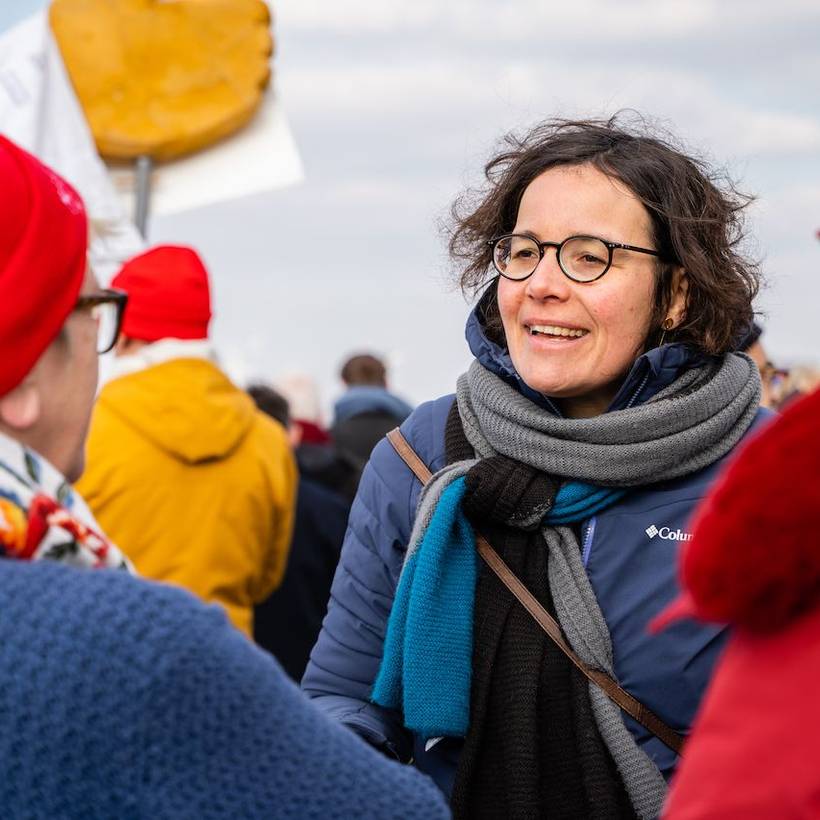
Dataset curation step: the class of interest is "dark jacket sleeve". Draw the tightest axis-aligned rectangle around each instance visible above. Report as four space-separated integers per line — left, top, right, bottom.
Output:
301 396 454 760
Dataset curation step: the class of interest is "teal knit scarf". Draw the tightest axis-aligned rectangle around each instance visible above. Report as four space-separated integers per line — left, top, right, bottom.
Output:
372 475 624 739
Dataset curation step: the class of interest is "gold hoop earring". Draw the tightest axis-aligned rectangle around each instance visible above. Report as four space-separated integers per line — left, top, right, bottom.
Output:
659 317 675 347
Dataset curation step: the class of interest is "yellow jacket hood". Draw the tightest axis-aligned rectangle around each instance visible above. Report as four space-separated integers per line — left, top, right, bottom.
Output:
100 358 254 464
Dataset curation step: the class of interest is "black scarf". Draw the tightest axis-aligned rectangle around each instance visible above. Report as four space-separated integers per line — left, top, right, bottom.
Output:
445 404 635 820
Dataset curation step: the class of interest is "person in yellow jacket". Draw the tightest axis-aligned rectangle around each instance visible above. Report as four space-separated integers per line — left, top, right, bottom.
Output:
77 245 296 636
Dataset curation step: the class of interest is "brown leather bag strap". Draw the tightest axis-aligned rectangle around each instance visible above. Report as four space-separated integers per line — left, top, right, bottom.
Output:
386 427 685 755
387 428 433 484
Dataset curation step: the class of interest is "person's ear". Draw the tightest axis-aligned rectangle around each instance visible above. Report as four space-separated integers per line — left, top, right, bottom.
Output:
667 267 689 328
0 381 42 430
288 422 303 450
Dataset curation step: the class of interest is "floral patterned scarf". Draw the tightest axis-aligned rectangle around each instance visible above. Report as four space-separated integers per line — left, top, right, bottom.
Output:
0 431 131 571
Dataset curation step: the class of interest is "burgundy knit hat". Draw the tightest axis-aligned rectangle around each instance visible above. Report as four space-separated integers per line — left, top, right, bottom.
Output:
111 245 212 342
0 135 87 396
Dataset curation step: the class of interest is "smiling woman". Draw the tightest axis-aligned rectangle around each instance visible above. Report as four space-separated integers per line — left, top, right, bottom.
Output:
303 115 770 820
452 115 759 363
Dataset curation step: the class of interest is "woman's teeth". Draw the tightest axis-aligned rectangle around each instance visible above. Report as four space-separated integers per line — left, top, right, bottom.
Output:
528 324 587 338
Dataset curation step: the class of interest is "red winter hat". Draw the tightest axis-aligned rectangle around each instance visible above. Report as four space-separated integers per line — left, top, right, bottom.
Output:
653 387 820 633
111 245 212 342
0 135 87 397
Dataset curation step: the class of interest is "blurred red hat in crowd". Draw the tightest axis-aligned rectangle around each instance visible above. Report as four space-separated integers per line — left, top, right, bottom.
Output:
0 135 87 396
112 245 212 342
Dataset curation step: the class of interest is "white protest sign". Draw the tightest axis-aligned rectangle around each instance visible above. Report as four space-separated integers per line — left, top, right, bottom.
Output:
0 11 144 282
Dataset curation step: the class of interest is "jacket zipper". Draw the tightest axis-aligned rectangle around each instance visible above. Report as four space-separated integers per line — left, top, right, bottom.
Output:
581 517 597 567
625 369 651 410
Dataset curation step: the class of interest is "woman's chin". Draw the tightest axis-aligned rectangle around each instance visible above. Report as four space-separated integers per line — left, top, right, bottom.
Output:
515 363 584 398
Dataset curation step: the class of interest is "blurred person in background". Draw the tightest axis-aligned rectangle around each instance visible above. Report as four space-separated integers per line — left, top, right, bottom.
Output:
655 387 820 819
248 383 350 681
770 364 820 410
331 353 413 470
276 372 330 445
0 134 450 820
76 245 297 637
304 116 771 819
736 321 819 411
737 320 773 406
736 320 794 410
277 372 361 502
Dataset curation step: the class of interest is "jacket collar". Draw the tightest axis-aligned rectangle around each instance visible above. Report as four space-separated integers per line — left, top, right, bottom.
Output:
108 338 218 383
333 386 413 426
464 291 708 416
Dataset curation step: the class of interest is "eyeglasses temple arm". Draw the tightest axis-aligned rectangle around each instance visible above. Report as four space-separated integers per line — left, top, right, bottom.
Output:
609 242 661 257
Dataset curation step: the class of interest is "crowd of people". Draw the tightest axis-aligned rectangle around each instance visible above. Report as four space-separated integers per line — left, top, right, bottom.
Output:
0 115 818 819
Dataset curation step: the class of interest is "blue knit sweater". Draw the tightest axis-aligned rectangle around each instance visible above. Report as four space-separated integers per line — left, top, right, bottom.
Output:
0 559 449 819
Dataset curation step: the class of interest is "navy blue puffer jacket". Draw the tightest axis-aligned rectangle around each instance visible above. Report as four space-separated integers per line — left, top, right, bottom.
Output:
303 306 771 796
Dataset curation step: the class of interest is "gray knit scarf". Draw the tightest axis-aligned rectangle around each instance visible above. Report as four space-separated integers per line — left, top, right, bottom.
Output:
412 352 760 819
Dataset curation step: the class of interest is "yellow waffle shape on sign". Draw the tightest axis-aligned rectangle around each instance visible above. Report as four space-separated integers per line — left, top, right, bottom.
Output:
49 0 273 161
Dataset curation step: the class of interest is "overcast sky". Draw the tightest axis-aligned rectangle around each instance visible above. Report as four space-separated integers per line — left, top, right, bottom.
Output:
3 0 819 415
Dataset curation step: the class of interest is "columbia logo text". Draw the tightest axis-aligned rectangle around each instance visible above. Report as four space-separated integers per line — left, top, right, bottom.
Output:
645 524 692 542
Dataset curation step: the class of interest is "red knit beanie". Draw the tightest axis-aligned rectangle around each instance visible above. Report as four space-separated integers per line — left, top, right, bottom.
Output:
111 245 212 342
0 135 88 397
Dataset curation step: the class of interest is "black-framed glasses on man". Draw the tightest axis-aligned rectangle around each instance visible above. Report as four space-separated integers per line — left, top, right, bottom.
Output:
488 234 663 283
74 288 128 354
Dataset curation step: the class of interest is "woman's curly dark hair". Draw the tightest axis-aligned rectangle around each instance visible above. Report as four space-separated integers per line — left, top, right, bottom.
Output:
449 115 760 354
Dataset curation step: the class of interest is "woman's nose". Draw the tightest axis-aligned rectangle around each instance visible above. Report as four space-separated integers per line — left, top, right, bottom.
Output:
525 247 571 301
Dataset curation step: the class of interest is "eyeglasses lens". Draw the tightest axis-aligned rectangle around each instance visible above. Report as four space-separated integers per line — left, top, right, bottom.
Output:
494 236 540 280
559 237 609 282
92 302 118 354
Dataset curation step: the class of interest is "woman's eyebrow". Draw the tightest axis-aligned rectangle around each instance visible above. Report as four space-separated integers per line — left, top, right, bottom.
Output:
510 228 543 241
512 227 616 242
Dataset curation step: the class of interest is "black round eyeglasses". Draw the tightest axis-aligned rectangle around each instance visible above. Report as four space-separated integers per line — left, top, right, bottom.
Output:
489 234 662 283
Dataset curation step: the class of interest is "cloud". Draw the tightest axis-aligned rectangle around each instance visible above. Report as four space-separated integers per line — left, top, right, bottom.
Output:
280 55 820 161
278 0 820 40
151 0 820 398
753 183 820 244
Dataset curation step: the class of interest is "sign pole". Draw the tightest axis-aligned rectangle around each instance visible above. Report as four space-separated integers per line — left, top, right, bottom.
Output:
134 154 152 238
